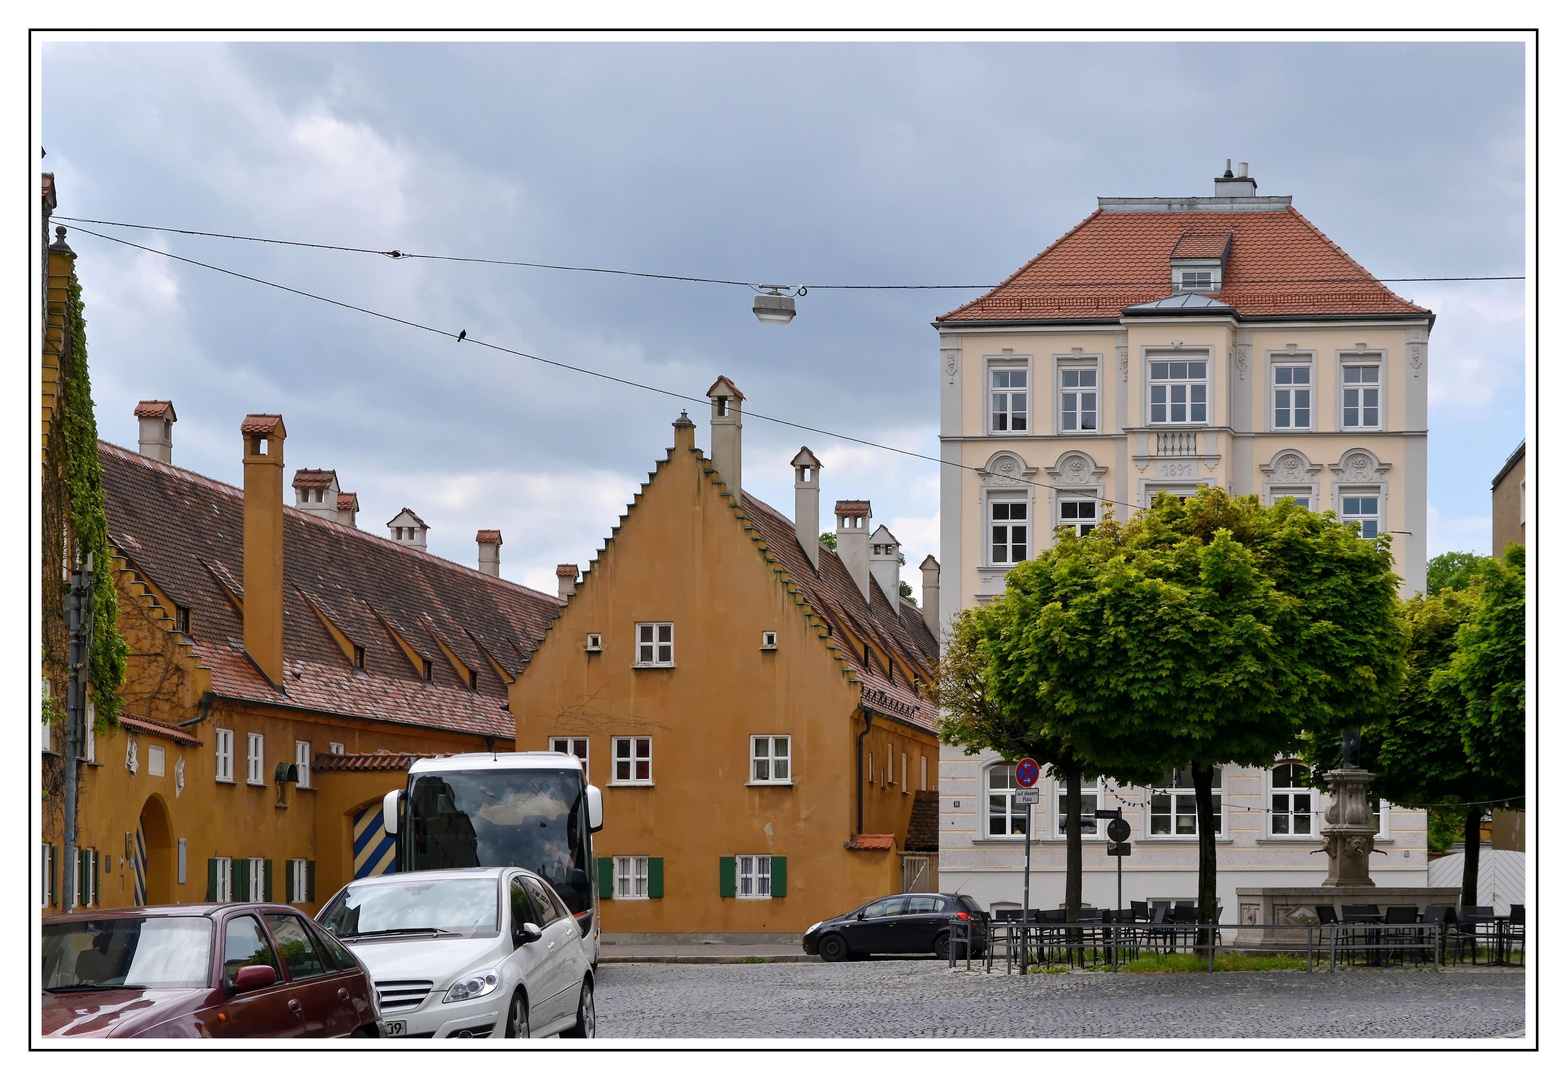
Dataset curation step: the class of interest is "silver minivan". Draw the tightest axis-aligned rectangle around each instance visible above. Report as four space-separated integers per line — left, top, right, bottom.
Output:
317 867 593 1039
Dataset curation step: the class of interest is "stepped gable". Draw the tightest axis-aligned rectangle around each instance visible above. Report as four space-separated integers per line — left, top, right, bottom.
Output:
937 208 1430 323
98 440 561 738
739 492 937 734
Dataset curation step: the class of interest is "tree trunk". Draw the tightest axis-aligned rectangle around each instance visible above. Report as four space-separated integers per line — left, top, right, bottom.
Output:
1063 765 1082 922
1462 806 1482 909
1193 762 1218 954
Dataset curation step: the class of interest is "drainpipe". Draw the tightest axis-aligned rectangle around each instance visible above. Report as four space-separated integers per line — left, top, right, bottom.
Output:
178 690 218 729
856 710 874 836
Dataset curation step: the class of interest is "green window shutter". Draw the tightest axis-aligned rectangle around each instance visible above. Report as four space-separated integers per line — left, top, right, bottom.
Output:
234 859 249 903
50 846 58 908
770 856 786 898
597 857 614 899
306 861 316 902
263 859 274 902
206 859 217 902
92 854 100 906
648 857 664 899
719 856 735 898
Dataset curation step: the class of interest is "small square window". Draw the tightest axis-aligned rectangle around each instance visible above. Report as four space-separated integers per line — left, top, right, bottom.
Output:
634 623 674 667
148 745 166 777
737 854 774 898
585 633 603 652
761 631 778 650
613 736 653 784
751 735 792 784
614 856 650 899
328 742 345 755
175 606 191 635
353 645 365 670
551 737 590 777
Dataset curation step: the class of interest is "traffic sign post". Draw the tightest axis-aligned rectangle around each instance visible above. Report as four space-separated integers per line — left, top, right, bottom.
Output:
1016 760 1039 925
1097 809 1131 909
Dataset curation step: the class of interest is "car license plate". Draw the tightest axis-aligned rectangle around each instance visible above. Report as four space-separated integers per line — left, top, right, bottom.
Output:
381 1019 406 1037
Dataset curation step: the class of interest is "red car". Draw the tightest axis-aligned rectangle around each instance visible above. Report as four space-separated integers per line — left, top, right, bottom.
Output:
43 903 381 1038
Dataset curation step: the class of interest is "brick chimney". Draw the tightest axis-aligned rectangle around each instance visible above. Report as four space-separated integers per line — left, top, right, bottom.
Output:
868 525 901 610
336 491 359 528
707 376 744 496
835 500 872 604
556 563 579 600
477 530 502 577
134 400 176 463
291 468 340 520
791 447 822 572
919 555 941 637
241 414 287 689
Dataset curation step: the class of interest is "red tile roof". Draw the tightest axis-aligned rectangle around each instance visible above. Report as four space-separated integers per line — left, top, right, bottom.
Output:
240 414 285 435
844 834 896 851
313 751 441 772
556 563 579 578
134 400 176 420
99 442 562 740
387 507 428 528
833 500 871 516
938 208 1430 323
337 492 359 512
292 469 337 490
476 530 503 545
118 712 202 747
1169 229 1233 260
706 375 745 401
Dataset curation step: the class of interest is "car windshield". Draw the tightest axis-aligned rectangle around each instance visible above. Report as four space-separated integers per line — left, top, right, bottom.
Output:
319 877 499 938
43 917 212 990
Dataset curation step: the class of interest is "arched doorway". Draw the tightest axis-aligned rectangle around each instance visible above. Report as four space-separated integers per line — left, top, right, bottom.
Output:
137 795 174 906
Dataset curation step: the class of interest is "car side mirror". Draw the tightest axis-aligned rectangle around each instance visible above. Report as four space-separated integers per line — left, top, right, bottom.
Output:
856 911 866 921
515 922 543 945
585 785 604 833
568 868 590 889
228 964 276 995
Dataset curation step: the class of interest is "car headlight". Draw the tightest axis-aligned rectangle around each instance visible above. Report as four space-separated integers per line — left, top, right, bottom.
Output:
442 968 501 1004
806 922 822 935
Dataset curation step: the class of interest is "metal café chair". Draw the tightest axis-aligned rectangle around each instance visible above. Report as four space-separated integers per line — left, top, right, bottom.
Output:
1417 906 1448 965
1503 905 1525 965
1341 905 1383 965
1170 904 1198 952
1130 900 1149 923
1384 906 1419 964
1454 906 1494 966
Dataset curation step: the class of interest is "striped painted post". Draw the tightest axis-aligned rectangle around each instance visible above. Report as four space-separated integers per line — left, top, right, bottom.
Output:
352 804 397 879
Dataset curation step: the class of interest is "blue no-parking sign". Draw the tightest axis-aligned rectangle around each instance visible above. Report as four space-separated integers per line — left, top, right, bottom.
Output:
1016 758 1039 788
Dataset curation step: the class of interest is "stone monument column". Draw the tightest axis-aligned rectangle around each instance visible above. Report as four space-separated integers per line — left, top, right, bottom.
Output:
1320 767 1378 888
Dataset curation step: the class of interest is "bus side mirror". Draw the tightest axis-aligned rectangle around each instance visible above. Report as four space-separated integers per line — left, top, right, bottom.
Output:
585 785 604 833
382 789 403 835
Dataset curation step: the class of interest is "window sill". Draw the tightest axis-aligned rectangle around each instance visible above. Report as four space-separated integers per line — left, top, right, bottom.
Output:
611 895 653 901
746 781 795 788
246 780 267 788
216 777 236 785
631 664 675 670
608 780 654 788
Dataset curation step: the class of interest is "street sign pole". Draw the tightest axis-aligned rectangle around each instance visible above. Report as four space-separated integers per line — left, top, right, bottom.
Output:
1023 800 1031 923
1015 759 1040 928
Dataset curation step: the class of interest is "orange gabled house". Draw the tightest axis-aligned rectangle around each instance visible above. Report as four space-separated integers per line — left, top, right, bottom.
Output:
513 378 943 934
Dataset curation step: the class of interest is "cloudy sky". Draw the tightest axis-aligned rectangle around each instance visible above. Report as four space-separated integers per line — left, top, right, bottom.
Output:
41 39 1526 593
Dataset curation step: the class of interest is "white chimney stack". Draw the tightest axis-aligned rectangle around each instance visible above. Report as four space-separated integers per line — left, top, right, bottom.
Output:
292 468 341 520
707 375 744 496
133 400 175 463
1214 159 1258 198
835 500 872 604
868 525 902 610
919 555 941 637
336 492 360 528
477 530 502 577
791 447 823 572
386 508 429 552
556 563 579 601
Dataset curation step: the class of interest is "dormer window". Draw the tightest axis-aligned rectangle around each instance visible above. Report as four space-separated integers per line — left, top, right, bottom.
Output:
1169 229 1231 295
1177 269 1215 292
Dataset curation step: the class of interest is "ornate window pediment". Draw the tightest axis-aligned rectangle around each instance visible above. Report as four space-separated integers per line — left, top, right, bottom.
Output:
1044 451 1106 484
979 451 1036 488
1259 449 1321 484
1329 448 1391 483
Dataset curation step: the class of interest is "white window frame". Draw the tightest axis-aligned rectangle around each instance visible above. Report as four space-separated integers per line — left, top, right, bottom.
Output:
148 745 166 777
611 736 653 785
215 728 235 783
1141 481 1204 508
294 740 311 789
550 737 590 777
901 752 909 794
985 762 1031 838
1145 766 1226 840
1268 761 1317 837
214 856 233 903
290 858 309 903
1370 797 1393 841
750 735 792 785
84 704 96 763
1055 492 1099 538
1053 775 1104 840
614 855 651 899
1172 261 1222 293
246 732 265 786
42 843 54 906
1269 487 1315 510
1146 351 1211 426
1337 352 1385 431
633 622 674 668
328 742 345 755
886 743 893 790
987 358 1031 435
921 755 929 792
247 857 265 900
986 492 1031 567
1268 352 1316 431
1340 487 1383 542
1056 358 1100 433
736 854 774 899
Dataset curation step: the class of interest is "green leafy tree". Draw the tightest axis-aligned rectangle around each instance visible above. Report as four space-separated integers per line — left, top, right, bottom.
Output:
988 489 1404 944
1425 550 1489 595
926 612 1096 919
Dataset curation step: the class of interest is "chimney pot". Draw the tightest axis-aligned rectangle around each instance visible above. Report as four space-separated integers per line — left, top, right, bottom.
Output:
919 554 941 638
133 400 176 463
868 524 902 610
834 499 873 604
672 410 696 451
1213 162 1258 198
477 530 503 577
556 563 579 600
240 413 287 689
791 447 823 572
336 491 359 528
385 508 429 552
706 376 745 496
291 468 341 520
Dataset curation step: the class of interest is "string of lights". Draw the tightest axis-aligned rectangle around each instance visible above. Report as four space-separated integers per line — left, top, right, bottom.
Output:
54 215 1525 291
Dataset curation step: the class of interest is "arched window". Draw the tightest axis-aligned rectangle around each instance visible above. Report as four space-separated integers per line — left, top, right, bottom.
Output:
986 764 1029 837
1270 762 1314 836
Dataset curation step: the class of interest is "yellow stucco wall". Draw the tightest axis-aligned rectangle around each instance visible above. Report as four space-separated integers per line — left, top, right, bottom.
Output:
512 430 933 933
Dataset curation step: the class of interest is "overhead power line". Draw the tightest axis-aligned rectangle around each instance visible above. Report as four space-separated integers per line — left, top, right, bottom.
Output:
54 215 1525 291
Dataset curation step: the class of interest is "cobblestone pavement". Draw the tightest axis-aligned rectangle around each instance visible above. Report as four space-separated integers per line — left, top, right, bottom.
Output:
595 960 1524 1039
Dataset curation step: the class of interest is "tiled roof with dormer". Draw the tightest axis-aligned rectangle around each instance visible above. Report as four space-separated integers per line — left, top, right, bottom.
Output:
937 207 1431 323
99 441 562 739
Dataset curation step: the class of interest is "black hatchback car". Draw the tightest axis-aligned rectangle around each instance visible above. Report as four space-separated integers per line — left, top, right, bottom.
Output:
802 893 988 962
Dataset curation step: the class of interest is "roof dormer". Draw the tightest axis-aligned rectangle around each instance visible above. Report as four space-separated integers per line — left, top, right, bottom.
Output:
1170 228 1233 294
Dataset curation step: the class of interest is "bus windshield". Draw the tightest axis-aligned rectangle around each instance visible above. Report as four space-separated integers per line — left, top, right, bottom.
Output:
406 768 591 916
